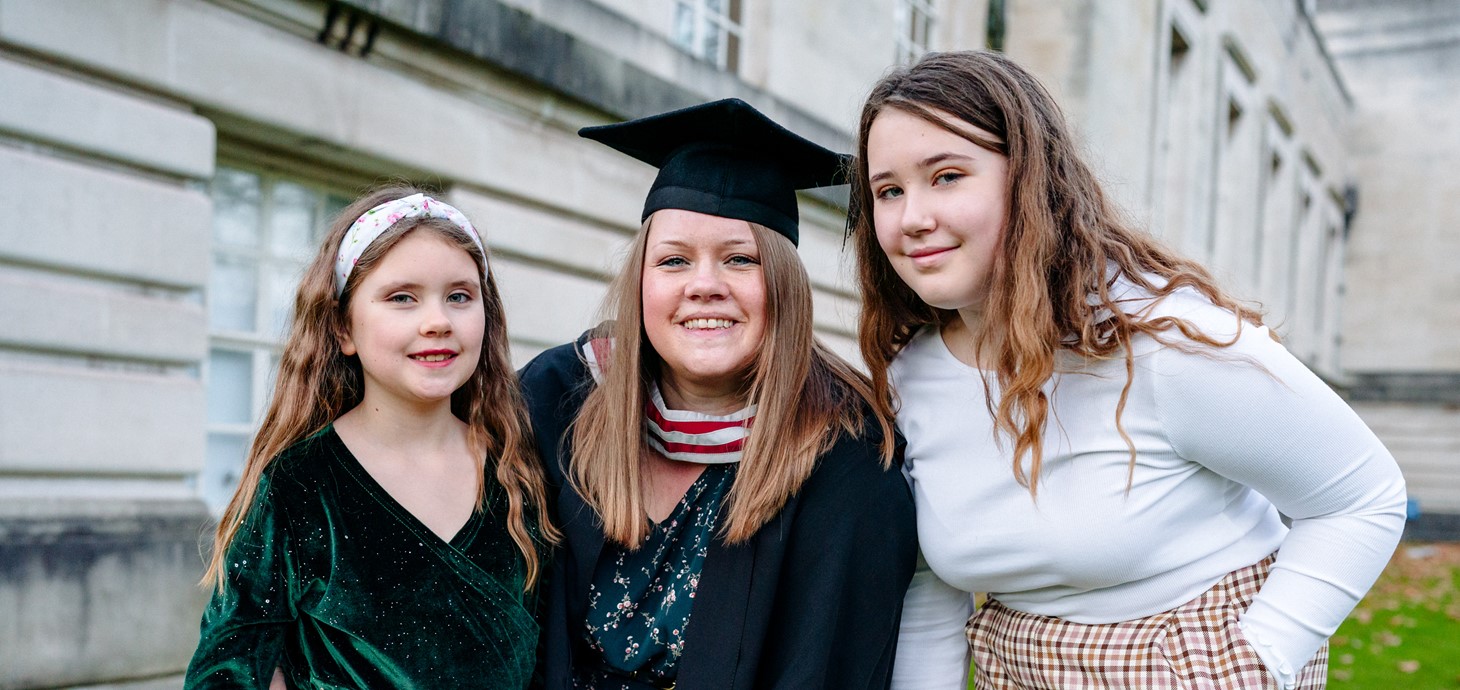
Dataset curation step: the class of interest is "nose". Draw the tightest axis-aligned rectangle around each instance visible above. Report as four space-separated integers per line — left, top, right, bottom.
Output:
898 190 935 237
419 300 453 337
685 262 729 300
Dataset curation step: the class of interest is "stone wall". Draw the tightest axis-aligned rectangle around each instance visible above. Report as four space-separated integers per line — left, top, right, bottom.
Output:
1 0 1433 686
1005 0 1355 376
0 0 870 683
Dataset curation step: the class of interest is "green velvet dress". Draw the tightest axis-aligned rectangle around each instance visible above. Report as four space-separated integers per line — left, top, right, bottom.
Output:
185 427 541 690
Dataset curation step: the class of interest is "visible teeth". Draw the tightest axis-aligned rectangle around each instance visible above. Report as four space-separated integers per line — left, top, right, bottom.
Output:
413 353 452 362
683 318 733 330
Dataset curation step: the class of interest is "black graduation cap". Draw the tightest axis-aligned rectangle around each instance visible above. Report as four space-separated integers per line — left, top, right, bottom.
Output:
579 98 848 246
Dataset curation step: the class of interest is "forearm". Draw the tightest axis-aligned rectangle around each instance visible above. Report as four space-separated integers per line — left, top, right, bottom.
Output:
891 557 973 690
1239 483 1406 685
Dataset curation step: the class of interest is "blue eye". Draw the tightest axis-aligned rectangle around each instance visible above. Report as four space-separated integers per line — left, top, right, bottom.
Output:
657 256 688 267
875 186 903 201
387 293 415 304
446 291 472 304
934 171 964 185
726 254 759 267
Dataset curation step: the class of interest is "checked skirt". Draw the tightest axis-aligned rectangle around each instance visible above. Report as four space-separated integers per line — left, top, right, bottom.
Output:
965 553 1329 689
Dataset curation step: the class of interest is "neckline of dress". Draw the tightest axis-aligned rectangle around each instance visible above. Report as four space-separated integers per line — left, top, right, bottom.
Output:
323 425 487 549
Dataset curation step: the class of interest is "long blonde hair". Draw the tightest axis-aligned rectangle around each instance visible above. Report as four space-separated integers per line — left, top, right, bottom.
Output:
848 50 1261 496
571 218 890 547
203 185 558 590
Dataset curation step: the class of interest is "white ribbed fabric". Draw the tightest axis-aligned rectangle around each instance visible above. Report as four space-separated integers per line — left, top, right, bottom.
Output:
889 283 1406 690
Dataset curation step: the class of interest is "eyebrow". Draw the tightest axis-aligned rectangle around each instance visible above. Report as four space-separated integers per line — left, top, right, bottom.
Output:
868 152 977 184
652 238 756 250
375 278 478 293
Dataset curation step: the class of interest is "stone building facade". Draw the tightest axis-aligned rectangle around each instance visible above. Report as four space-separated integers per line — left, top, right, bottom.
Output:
1315 0 1460 531
0 0 1445 686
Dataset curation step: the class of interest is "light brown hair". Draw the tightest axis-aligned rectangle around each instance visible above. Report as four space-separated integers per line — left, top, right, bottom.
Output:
848 50 1261 495
203 185 558 590
571 218 890 547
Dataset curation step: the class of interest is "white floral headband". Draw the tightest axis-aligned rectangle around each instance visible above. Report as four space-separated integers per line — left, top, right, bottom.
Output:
334 193 487 296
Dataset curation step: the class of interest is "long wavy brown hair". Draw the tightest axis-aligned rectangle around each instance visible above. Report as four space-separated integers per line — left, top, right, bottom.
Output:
847 50 1261 496
203 185 558 591
571 218 891 547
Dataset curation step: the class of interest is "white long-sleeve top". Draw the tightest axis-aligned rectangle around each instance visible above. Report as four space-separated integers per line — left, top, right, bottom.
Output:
889 285 1406 690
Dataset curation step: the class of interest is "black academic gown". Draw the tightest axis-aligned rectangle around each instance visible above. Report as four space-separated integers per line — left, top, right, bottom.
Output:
519 337 918 690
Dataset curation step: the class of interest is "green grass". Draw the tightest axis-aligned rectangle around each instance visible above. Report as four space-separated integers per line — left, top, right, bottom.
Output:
1328 543 1460 689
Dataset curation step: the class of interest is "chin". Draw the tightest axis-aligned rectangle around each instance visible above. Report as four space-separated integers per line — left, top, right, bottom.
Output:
909 291 961 312
904 281 982 312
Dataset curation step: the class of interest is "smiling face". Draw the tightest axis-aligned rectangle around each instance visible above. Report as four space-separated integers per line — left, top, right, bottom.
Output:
866 106 1011 319
641 209 767 409
338 229 486 412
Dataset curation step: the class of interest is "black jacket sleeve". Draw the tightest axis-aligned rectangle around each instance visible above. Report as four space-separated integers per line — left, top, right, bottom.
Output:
518 337 596 690
517 339 592 487
754 429 919 690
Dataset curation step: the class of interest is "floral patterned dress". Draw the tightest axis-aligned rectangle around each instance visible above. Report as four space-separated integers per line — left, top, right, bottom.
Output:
572 464 735 690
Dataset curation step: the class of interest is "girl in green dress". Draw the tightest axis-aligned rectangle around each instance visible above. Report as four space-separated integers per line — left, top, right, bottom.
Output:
186 186 557 689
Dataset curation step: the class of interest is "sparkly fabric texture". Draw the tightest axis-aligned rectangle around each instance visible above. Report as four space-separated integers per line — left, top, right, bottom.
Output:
184 427 541 689
573 465 735 690
966 554 1329 689
334 193 485 296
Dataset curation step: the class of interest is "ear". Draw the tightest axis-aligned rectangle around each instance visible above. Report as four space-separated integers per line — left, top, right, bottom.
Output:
333 313 357 357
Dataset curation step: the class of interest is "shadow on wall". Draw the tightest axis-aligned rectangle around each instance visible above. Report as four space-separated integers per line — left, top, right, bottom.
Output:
0 499 212 689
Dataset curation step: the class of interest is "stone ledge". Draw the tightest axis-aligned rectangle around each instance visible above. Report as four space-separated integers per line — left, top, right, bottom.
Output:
0 362 205 476
0 498 211 690
1345 372 1460 405
0 56 215 180
70 675 186 690
1403 512 1460 543
0 144 211 289
0 270 207 365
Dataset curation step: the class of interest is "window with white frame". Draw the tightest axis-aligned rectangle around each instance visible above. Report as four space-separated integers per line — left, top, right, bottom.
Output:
896 0 936 65
673 0 742 71
201 165 350 513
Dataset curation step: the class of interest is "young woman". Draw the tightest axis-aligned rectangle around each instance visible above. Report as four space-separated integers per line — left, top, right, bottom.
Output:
847 51 1406 689
186 187 556 689
520 98 918 690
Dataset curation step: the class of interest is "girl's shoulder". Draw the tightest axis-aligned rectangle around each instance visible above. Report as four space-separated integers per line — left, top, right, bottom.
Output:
889 324 958 378
517 328 599 408
258 427 343 495
1111 273 1248 344
810 405 909 494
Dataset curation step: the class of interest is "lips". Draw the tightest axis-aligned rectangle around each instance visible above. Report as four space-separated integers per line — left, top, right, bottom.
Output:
907 246 955 259
409 349 457 363
906 245 956 269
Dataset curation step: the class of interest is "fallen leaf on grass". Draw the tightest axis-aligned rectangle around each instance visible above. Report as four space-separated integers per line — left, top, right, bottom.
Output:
1373 630 1402 647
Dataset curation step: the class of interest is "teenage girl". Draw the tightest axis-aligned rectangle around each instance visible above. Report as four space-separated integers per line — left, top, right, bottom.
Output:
186 187 556 689
848 51 1406 689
